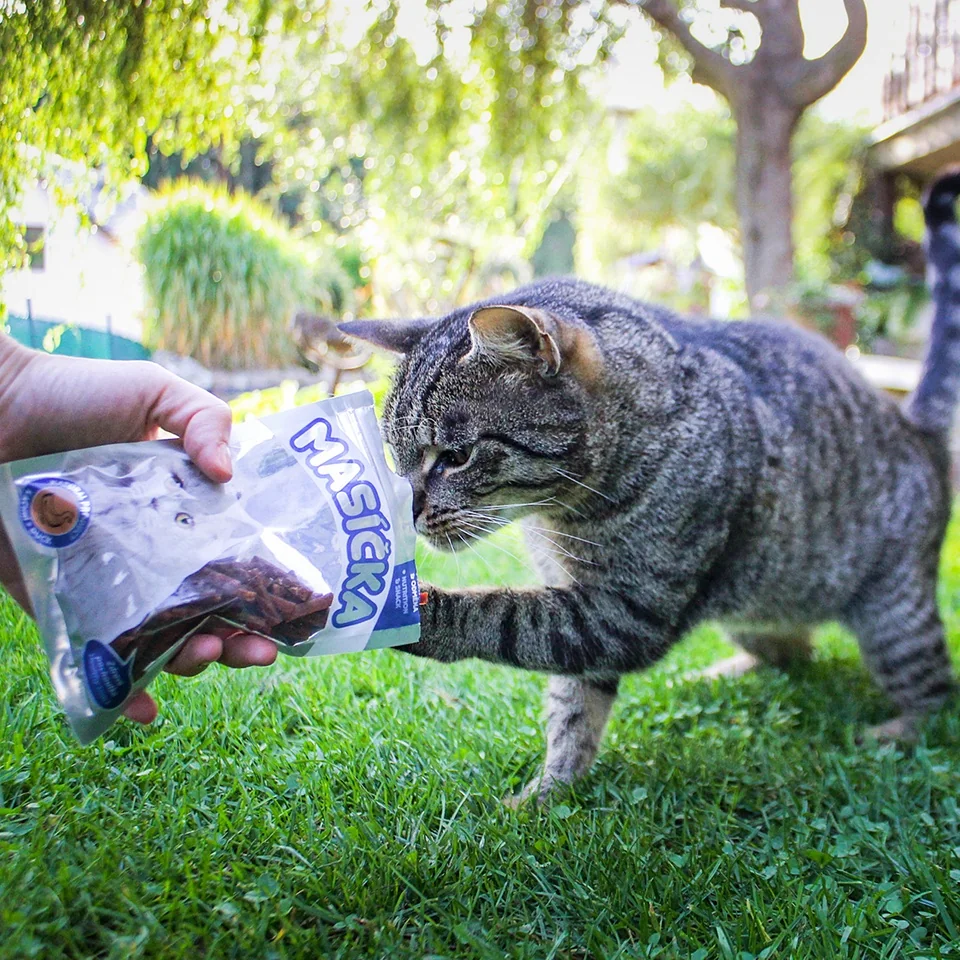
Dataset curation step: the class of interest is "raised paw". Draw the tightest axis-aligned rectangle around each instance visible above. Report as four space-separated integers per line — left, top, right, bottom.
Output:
689 651 760 682
859 714 920 746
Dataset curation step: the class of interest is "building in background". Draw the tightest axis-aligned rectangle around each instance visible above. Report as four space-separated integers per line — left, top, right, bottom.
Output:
871 1 960 201
2 161 148 358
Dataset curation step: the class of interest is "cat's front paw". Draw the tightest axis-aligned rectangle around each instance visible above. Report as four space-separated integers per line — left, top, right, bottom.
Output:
392 585 463 663
392 636 462 663
502 774 565 808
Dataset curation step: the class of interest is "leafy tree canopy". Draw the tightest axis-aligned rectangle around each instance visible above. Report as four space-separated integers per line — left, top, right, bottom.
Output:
3 0 868 314
581 103 867 292
0 0 261 265
1 1 619 276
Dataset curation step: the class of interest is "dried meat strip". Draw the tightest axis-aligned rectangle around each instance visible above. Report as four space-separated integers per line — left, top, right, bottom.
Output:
109 555 333 680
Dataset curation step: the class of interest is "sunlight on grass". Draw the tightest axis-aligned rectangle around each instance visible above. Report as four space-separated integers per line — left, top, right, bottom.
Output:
2 410 960 956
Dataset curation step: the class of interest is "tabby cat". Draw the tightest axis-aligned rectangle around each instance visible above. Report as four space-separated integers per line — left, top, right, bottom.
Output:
341 173 960 804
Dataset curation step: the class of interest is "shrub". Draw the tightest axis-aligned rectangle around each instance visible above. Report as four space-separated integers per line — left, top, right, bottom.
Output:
137 181 352 369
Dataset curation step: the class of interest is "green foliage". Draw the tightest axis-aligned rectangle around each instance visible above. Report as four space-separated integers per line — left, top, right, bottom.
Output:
855 282 929 352
581 103 738 271
1 507 960 956
3 1 866 318
0 1 257 267
2 1 627 309
581 104 869 311
138 181 351 369
895 197 926 244
244 1 622 311
791 116 870 286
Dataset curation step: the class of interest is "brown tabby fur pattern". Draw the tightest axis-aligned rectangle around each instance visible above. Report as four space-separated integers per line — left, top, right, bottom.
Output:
340 174 960 804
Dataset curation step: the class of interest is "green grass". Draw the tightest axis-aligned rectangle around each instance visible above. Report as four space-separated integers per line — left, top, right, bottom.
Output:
2 518 960 960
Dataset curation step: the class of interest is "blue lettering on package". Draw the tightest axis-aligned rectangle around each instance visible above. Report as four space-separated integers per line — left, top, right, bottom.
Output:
18 477 91 548
82 640 132 710
373 560 421 632
290 417 392 628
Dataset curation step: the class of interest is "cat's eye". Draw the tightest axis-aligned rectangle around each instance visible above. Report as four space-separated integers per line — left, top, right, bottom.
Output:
430 447 473 478
166 473 186 491
175 512 194 527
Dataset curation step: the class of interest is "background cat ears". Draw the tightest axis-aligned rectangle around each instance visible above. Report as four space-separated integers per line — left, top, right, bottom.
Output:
339 305 568 378
337 318 435 355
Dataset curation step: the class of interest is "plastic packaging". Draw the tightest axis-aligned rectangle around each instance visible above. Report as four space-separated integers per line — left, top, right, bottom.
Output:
0 391 420 743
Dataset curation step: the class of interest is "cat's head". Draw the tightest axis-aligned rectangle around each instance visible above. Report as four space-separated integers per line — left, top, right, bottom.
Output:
341 301 604 551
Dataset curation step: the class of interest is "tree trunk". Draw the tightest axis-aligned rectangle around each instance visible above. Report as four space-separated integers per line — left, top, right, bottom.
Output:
632 0 868 315
732 92 800 313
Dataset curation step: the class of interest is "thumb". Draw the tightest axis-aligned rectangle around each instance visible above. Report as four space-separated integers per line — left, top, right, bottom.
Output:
147 369 234 483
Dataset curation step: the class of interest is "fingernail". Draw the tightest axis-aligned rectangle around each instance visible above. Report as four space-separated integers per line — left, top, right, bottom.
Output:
216 443 232 478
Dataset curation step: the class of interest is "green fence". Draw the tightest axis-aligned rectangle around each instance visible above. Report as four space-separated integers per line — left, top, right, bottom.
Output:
5 314 150 361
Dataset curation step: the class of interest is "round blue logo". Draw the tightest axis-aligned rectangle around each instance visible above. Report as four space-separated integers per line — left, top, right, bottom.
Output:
82 640 133 710
19 477 91 548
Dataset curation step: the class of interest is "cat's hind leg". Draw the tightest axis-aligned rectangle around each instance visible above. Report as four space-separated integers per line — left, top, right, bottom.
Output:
697 626 814 680
505 675 619 808
845 566 955 743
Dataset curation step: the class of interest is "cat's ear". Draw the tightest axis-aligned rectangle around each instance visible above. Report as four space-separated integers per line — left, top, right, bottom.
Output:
337 319 434 355
464 305 562 377
464 305 603 383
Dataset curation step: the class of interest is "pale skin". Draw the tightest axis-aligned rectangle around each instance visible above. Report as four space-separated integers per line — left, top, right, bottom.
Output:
0 334 277 723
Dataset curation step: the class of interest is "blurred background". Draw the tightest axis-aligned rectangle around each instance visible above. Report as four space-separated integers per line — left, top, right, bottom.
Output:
0 0 948 407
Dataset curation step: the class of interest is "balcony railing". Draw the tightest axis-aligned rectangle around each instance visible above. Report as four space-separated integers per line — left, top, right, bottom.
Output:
884 0 960 121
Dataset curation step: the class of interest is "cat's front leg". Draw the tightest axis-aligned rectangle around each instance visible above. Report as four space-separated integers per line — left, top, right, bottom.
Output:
504 674 620 807
399 584 673 674
393 582 471 663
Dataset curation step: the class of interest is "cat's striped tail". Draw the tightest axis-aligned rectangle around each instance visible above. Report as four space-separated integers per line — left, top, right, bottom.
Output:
904 170 960 435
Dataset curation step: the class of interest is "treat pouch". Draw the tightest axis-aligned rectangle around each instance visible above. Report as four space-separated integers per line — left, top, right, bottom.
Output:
0 390 420 743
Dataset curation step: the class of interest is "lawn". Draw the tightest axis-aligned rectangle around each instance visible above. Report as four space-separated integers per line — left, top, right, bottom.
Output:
2 492 960 958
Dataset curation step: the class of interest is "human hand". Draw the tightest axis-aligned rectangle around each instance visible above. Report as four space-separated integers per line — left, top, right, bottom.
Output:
0 336 277 723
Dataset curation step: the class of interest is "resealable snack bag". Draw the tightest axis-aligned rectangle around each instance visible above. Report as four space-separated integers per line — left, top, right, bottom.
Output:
0 391 420 743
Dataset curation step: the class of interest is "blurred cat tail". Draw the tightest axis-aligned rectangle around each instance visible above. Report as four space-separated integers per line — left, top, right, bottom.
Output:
904 168 960 435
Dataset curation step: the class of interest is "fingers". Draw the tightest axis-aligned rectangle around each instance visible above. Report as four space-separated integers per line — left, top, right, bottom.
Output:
123 690 158 724
164 631 277 677
0 520 32 614
218 634 278 669
166 633 224 677
182 403 234 483
123 633 277 729
145 366 234 483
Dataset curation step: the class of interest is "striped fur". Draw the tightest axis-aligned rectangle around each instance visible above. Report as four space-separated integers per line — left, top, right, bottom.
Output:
905 171 960 433
342 175 960 802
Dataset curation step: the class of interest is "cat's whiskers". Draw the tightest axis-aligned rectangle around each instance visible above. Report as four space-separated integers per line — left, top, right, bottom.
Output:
476 498 557 511
522 525 601 549
458 522 566 586
445 532 464 581
470 508 602 549
460 510 596 565
552 467 615 503
518 527 599 566
455 529 513 587
457 517 584 588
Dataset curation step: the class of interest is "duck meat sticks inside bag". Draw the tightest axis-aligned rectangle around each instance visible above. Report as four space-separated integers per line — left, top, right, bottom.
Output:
0 391 421 743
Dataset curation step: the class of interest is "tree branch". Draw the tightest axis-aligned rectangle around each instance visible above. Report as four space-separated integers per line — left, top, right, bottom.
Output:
633 0 739 99
787 0 867 107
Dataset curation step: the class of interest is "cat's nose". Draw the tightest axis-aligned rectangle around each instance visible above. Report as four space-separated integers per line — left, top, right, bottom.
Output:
412 488 426 524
